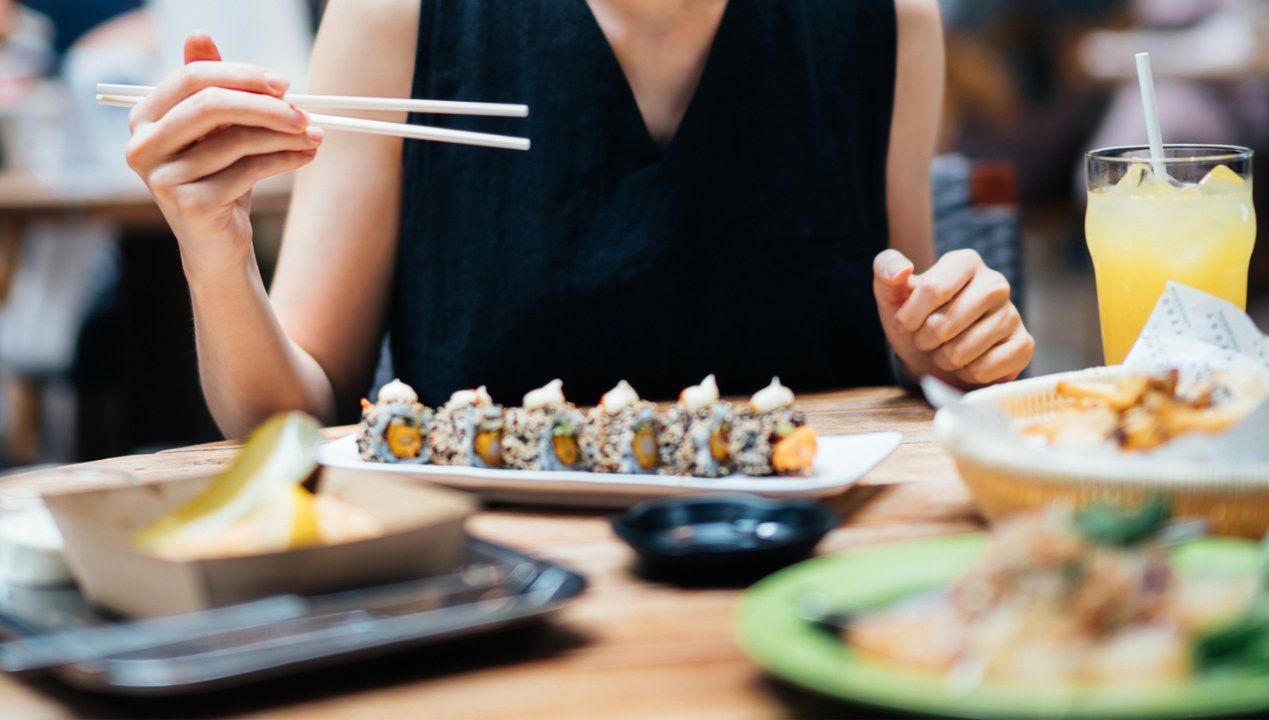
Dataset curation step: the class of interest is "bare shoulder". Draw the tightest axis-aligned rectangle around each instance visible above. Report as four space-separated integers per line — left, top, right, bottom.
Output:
309 0 419 98
319 0 419 37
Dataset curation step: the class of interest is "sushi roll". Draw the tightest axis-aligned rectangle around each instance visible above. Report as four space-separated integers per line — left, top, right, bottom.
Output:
582 380 661 474
503 379 589 472
659 374 734 477
356 379 433 464
729 378 818 476
431 386 505 468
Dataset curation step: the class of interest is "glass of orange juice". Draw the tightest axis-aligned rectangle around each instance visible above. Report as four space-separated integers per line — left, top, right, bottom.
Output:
1085 144 1255 364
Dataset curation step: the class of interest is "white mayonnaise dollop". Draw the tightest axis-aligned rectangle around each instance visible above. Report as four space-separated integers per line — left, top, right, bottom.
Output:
377 378 418 404
601 380 640 414
680 374 719 413
446 385 492 410
523 379 565 409
749 377 794 413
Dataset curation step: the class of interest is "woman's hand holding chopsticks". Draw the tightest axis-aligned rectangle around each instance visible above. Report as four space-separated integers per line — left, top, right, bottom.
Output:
125 32 322 281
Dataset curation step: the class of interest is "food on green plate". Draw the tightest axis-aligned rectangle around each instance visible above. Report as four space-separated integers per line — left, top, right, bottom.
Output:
357 378 434 464
844 502 1262 686
431 386 505 468
729 377 817 476
503 379 590 471
138 412 382 561
1021 371 1265 451
582 380 662 474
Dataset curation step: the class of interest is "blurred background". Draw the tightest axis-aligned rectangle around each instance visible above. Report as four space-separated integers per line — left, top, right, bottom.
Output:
0 0 1265 470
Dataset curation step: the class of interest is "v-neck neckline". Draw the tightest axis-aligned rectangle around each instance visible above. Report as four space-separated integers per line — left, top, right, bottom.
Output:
578 0 735 156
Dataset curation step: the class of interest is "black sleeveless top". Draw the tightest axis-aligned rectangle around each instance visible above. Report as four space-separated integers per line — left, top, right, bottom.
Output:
393 0 897 407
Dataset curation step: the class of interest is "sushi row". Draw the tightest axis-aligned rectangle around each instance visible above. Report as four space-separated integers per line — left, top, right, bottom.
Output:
356 376 818 477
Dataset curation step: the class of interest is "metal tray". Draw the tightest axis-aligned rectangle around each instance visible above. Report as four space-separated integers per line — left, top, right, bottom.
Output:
0 537 586 695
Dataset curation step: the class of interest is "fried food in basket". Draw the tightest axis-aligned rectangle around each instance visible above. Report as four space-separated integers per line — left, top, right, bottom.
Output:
1022 371 1264 451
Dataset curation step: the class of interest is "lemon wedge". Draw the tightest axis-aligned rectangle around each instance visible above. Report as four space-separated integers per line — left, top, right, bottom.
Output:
148 485 325 561
1199 163 1245 190
237 483 324 553
136 412 322 553
287 485 322 549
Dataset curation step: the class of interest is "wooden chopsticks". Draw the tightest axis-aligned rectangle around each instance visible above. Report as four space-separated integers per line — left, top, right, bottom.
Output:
96 83 531 152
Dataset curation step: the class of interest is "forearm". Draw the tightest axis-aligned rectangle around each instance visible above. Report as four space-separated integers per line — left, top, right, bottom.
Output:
885 0 943 273
187 254 337 438
124 30 404 437
887 194 935 271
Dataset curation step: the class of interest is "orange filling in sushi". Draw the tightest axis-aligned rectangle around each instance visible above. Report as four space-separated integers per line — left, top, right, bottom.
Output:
386 419 424 459
474 429 503 467
709 423 731 464
552 433 580 467
633 423 659 470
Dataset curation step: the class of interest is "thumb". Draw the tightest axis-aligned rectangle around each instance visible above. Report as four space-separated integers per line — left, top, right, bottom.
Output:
872 249 915 312
184 30 222 64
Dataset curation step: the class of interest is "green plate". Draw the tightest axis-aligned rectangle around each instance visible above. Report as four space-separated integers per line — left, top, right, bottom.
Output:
735 533 1269 719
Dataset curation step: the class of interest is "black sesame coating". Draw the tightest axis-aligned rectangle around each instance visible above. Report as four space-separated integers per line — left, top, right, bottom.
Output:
728 406 807 476
658 402 735 477
581 401 660 474
356 400 434 464
431 403 504 467
359 395 811 478
503 404 591 471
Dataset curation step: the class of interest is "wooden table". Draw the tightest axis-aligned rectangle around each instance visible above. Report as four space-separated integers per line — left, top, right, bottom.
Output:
0 388 983 719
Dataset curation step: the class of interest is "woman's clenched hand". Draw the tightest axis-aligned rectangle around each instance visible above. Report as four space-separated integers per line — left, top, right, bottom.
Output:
873 248 1034 388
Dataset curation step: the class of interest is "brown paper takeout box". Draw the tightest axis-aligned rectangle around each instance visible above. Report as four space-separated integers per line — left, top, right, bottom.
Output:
42 467 476 618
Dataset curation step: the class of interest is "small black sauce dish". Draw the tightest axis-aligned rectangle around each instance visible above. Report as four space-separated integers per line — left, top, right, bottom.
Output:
610 495 839 585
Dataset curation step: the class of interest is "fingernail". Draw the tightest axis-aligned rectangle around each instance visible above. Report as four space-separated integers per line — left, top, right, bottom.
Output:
877 250 909 281
306 125 324 143
265 72 289 94
291 106 306 125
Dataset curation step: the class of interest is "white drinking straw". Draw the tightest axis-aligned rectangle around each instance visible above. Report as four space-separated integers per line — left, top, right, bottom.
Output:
1134 52 1169 182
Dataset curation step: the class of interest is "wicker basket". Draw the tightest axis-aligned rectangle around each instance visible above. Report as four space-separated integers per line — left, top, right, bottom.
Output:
935 367 1269 537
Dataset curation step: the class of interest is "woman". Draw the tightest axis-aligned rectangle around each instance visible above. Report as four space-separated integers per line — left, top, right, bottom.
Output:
125 0 1033 437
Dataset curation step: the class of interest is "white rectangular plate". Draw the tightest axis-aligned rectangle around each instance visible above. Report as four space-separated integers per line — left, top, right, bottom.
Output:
317 432 903 507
